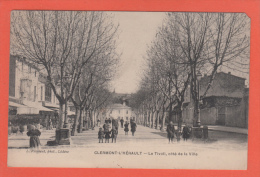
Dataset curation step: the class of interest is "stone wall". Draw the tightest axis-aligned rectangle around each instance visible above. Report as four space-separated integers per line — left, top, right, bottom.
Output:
200 107 217 125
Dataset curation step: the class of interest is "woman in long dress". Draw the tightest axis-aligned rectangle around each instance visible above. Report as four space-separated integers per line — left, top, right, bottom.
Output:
131 121 137 136
124 121 129 135
27 125 41 149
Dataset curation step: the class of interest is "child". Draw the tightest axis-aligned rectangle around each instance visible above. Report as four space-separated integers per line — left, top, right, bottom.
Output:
166 121 175 143
98 127 104 143
111 126 118 143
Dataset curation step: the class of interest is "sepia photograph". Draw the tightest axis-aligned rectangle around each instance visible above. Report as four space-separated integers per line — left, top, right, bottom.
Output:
7 10 250 169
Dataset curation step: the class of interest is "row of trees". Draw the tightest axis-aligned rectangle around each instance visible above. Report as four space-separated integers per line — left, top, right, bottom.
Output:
11 11 119 135
131 12 250 130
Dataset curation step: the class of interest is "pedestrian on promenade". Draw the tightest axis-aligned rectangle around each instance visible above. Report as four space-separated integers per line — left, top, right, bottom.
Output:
120 118 124 128
112 118 119 130
130 118 133 126
108 118 112 124
124 121 129 135
176 128 182 142
203 125 208 142
97 118 101 127
111 126 118 143
131 120 137 136
104 130 111 143
98 127 104 143
166 121 175 143
182 123 190 141
27 125 41 149
105 117 108 124
103 122 111 143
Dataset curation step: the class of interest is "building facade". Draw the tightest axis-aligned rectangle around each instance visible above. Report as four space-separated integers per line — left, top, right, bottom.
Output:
8 55 59 128
181 72 248 128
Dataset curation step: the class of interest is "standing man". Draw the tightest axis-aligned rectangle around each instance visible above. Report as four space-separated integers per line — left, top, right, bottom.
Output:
131 120 137 136
182 123 190 141
166 121 175 143
120 118 124 128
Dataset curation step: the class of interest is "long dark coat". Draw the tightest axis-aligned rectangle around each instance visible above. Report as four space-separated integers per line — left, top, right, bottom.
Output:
105 131 111 139
131 123 137 132
166 124 175 138
98 130 104 139
124 123 129 132
111 128 118 139
103 123 110 133
112 119 119 129
182 126 190 139
27 129 41 148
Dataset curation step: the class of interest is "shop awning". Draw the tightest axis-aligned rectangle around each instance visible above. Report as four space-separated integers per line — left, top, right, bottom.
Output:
9 101 27 108
38 106 53 112
46 107 59 111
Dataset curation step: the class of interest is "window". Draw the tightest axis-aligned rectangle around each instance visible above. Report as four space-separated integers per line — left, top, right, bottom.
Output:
110 110 112 114
35 71 37 77
29 66 31 73
34 86 37 101
21 62 24 71
126 110 128 114
126 117 128 120
45 84 52 102
118 110 120 114
41 86 43 101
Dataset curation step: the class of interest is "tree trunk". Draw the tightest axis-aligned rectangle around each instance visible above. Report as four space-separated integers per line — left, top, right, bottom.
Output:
176 106 183 130
58 102 65 129
90 110 94 129
150 110 154 128
193 104 199 127
161 110 166 131
93 110 97 127
152 110 156 128
71 107 79 136
78 108 84 133
87 110 91 129
156 111 160 129
148 110 151 127
168 102 173 122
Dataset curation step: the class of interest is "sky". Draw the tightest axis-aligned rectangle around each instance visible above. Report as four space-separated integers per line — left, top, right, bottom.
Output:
109 12 250 93
109 12 166 94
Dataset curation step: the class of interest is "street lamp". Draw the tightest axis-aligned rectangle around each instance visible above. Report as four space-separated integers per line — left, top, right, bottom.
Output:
196 71 202 127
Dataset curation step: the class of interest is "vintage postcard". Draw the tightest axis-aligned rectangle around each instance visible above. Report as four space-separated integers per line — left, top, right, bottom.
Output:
7 10 250 169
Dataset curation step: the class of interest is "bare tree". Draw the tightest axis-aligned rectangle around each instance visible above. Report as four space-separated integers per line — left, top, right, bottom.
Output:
139 12 250 130
11 11 119 129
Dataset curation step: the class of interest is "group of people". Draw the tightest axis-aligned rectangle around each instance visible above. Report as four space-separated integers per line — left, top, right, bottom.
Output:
123 119 137 136
98 117 137 143
98 118 118 143
166 121 192 143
